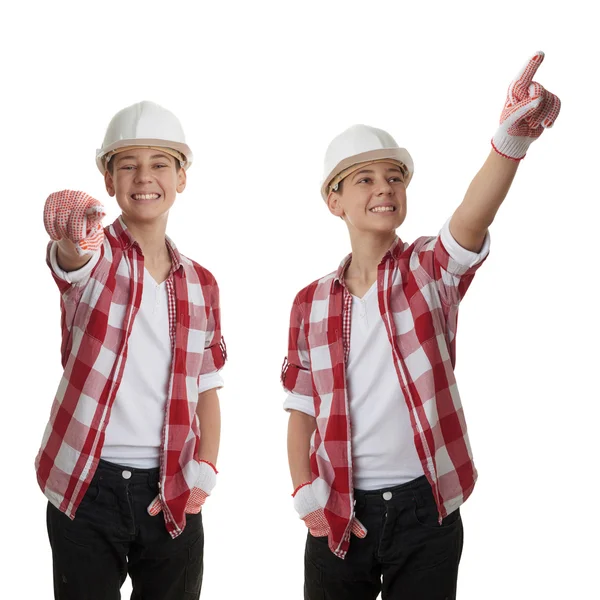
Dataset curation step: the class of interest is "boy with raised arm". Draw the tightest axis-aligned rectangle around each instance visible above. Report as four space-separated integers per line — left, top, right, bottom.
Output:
282 53 560 599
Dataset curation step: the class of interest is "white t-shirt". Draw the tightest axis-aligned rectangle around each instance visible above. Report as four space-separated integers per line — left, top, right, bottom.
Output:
101 268 223 469
345 282 425 489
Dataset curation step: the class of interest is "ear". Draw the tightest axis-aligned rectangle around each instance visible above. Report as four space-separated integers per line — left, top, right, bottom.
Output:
327 191 345 218
176 167 187 193
104 170 116 197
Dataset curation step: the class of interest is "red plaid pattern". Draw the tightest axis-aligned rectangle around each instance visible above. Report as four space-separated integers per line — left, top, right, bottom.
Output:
282 231 486 558
147 459 217 516
35 217 226 539
304 511 368 539
148 485 209 516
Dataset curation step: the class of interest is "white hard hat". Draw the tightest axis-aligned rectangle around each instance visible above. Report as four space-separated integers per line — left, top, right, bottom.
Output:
96 101 193 174
321 124 414 201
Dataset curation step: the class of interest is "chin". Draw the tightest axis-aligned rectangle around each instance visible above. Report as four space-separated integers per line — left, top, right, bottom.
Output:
125 208 168 223
373 220 403 232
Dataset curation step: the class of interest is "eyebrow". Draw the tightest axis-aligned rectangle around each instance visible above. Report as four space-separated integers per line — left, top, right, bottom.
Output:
115 153 174 164
352 167 403 180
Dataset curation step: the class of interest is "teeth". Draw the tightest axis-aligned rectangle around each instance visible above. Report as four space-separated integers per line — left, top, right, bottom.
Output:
132 194 160 200
370 206 395 213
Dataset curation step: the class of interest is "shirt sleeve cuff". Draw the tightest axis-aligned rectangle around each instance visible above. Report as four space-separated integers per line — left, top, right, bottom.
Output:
440 218 490 269
198 370 224 394
283 393 315 417
49 242 101 284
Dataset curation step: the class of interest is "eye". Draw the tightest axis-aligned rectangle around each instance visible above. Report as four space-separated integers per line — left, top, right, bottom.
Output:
389 176 404 183
358 177 372 184
153 163 168 169
119 165 135 171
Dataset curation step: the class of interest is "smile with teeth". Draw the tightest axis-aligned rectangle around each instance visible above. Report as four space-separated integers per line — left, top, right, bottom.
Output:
131 193 160 200
370 206 395 213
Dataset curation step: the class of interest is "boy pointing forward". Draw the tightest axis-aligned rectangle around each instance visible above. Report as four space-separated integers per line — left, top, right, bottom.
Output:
36 101 226 599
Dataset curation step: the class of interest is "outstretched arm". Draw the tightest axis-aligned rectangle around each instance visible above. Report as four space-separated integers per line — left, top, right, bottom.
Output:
450 51 561 252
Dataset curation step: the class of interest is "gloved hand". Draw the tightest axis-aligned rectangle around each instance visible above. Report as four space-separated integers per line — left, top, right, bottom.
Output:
147 460 217 516
293 482 367 538
491 51 561 161
43 190 105 255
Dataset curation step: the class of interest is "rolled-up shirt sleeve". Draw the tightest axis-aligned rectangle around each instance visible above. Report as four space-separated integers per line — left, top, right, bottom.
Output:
198 370 224 394
48 241 101 285
413 218 491 307
439 217 490 271
283 392 315 416
199 272 227 375
281 294 314 400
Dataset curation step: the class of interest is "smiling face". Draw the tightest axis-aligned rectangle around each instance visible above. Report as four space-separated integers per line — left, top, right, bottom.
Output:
327 161 407 235
104 147 186 226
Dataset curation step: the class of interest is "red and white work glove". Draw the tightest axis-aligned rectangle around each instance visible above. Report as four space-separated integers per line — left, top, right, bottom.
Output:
293 482 367 538
147 460 218 516
43 190 106 256
492 51 561 161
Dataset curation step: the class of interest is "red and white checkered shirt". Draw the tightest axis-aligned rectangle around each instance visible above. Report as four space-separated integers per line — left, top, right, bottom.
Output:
35 217 226 539
282 221 489 558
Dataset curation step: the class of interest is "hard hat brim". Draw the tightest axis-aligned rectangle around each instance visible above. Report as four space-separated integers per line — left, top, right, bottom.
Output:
96 138 193 174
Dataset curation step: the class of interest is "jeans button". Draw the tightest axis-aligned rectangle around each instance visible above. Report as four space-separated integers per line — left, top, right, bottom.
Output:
122 470 132 480
382 491 393 501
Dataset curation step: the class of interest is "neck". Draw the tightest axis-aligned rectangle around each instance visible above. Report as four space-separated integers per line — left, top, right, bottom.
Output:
345 229 397 283
121 214 170 264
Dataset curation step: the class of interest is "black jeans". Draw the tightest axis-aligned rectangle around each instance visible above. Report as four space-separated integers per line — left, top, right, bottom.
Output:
304 476 464 600
46 459 204 600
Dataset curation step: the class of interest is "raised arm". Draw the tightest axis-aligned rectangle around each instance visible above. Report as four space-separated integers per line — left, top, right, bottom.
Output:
450 51 561 252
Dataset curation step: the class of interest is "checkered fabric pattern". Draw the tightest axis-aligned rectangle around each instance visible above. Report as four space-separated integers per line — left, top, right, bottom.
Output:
35 217 226 539
147 460 217 516
492 51 561 160
282 232 487 558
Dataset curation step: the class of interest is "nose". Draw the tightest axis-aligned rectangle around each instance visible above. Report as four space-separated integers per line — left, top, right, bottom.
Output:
375 178 393 196
134 164 153 184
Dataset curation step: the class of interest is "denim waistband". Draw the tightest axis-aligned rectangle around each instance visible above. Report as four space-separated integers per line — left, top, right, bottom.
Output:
93 459 160 486
354 475 433 508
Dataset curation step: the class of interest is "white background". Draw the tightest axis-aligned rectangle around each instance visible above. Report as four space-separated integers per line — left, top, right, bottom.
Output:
1 0 598 598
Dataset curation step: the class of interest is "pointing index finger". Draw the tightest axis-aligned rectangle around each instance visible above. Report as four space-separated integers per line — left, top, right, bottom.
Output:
513 51 545 92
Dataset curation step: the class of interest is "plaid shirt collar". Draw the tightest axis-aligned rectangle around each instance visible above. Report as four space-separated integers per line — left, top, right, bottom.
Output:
333 235 404 288
112 216 184 276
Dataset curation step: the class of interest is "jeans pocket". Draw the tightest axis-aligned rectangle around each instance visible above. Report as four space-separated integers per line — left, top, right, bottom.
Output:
79 482 101 507
413 502 460 529
59 488 101 549
145 480 159 496
405 502 463 573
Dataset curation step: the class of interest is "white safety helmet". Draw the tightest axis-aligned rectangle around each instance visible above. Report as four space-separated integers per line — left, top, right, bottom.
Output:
320 124 414 201
96 101 193 174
